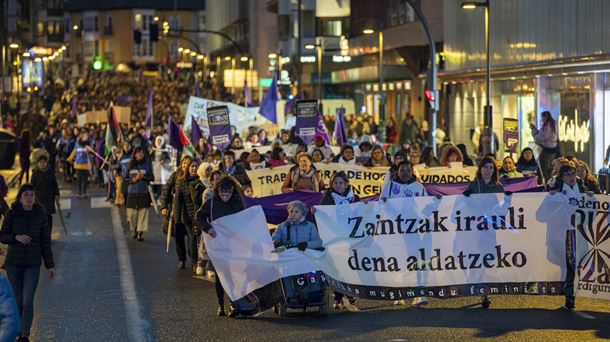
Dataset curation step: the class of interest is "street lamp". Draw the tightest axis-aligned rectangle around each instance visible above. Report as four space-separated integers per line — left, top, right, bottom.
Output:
305 43 323 102
363 27 386 142
9 43 19 49
461 0 494 153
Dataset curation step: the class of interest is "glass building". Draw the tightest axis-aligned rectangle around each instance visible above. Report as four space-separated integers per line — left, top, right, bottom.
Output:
441 0 610 170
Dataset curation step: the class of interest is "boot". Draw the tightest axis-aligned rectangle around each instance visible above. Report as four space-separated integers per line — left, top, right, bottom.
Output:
137 232 144 242
217 306 226 316
132 230 138 239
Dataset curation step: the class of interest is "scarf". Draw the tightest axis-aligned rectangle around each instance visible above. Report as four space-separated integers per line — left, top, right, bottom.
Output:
330 188 355 205
291 168 320 192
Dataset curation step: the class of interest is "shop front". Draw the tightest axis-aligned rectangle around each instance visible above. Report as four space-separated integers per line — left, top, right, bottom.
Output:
443 72 609 172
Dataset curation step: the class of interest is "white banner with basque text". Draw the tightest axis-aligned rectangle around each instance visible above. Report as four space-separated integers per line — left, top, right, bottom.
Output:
312 193 570 299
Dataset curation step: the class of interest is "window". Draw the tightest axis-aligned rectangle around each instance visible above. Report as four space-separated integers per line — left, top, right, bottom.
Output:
94 40 99 55
198 12 206 31
83 41 95 59
169 15 180 31
83 16 96 32
318 19 343 37
278 15 290 39
94 16 98 32
65 18 70 33
47 22 54 34
134 14 142 31
142 15 147 31
37 21 44 35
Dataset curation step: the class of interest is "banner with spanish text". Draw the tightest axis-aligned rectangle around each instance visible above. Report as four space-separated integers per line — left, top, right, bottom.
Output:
414 166 478 184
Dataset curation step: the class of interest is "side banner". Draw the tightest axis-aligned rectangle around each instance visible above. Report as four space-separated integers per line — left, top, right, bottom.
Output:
203 206 318 301
246 163 389 198
415 166 477 184
571 195 610 301
313 193 570 300
207 105 232 151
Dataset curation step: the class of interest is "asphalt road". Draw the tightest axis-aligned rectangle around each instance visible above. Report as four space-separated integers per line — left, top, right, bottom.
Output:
26 185 610 342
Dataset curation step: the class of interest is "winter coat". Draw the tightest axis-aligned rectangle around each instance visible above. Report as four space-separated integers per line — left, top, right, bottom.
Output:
466 179 504 194
30 167 59 214
221 164 251 187
0 204 54 269
320 188 360 205
172 174 200 226
195 195 245 233
0 273 19 341
124 160 154 209
160 171 178 210
272 219 322 249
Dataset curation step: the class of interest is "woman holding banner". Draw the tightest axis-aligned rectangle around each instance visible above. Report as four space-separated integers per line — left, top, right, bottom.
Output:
195 176 246 317
281 153 324 193
318 171 359 309
530 111 559 181
463 156 507 308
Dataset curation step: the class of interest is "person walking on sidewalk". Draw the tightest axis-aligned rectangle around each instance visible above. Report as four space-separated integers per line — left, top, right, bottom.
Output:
0 184 55 342
30 155 60 234
124 147 154 242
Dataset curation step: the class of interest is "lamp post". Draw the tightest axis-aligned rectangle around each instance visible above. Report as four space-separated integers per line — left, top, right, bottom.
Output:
363 28 386 143
305 43 323 104
461 0 493 154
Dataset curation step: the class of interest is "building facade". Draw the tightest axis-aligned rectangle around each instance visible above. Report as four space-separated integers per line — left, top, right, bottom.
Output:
63 0 205 75
442 0 610 170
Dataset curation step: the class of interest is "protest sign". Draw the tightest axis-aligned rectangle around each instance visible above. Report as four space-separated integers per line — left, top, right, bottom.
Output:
246 163 389 198
571 195 610 301
313 193 570 299
503 118 519 154
207 105 232 151
415 166 477 184
203 206 318 301
184 96 282 139
295 100 318 144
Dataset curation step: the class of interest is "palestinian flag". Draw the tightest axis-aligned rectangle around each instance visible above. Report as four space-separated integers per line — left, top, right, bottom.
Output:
104 103 121 156
168 115 195 157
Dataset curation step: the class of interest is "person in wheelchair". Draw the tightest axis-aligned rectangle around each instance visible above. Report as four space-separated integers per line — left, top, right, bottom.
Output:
272 200 322 251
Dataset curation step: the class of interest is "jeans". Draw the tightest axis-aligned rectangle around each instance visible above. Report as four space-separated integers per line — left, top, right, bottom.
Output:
76 169 89 195
6 265 41 337
175 223 197 265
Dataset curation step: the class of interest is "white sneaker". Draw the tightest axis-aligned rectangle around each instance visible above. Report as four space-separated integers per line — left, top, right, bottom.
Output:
412 297 429 307
195 266 204 276
393 300 407 306
207 271 216 278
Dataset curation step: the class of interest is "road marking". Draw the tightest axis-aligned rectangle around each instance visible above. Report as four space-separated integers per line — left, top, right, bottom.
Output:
59 198 71 210
91 196 111 208
111 206 150 342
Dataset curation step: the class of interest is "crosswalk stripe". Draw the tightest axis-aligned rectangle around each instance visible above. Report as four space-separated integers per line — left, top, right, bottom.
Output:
91 197 112 208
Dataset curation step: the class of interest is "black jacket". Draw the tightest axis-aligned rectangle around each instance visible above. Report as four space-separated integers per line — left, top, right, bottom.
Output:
31 167 59 214
0 204 54 269
160 171 178 210
546 178 587 193
195 196 244 233
173 174 200 226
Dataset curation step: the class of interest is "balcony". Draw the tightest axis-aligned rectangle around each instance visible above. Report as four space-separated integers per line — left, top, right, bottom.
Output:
104 26 113 36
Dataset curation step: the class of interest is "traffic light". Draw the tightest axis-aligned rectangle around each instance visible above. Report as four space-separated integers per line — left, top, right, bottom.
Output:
150 23 159 42
424 88 435 108
133 30 142 44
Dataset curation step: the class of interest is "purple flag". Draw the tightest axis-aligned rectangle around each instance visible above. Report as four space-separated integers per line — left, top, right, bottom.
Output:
71 95 77 122
295 100 318 144
333 107 348 146
258 74 278 123
194 83 201 98
244 80 253 107
168 115 187 151
145 89 153 135
190 115 203 147
315 109 331 145
207 106 232 151
243 191 323 224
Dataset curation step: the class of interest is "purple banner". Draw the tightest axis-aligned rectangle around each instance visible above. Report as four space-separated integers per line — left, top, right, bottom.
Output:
243 191 323 225
207 105 232 151
424 176 540 196
295 100 318 144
